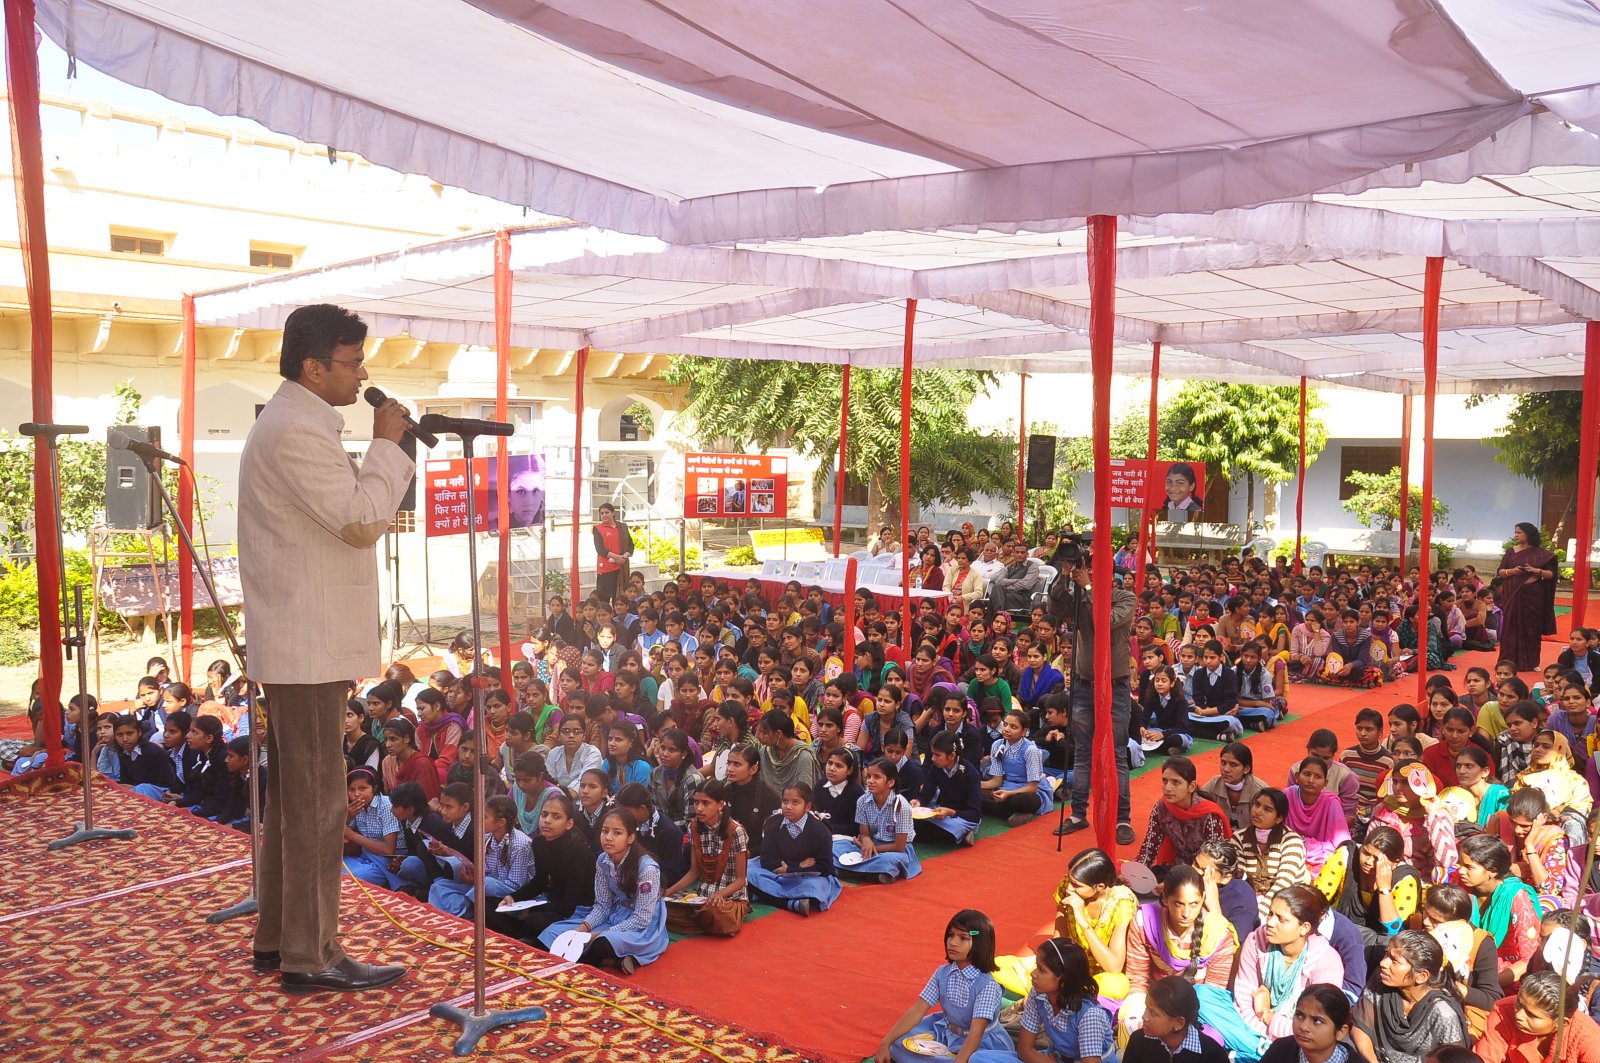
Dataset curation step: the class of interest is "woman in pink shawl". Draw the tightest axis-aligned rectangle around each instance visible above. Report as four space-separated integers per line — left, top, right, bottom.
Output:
1288 611 1331 681
1495 521 1558 672
1284 755 1350 876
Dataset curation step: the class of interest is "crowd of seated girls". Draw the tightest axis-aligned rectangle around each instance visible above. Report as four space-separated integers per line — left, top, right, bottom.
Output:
1022 645 1600 1063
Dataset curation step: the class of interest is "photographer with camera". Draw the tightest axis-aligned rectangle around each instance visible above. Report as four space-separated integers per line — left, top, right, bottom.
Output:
1047 532 1138 844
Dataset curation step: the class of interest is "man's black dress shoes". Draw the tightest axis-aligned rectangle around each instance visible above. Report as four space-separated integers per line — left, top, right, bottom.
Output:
281 957 407 995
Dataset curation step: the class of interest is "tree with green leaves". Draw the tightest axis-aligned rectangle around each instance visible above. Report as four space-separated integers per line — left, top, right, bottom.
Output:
1341 467 1449 532
659 359 1015 529
1160 382 1329 535
1470 390 1583 543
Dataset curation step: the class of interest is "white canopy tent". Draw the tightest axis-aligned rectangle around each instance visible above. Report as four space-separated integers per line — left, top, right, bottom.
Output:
14 0 1600 860
30 0 1600 241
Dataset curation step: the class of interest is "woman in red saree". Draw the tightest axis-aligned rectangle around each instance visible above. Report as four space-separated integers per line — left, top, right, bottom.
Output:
1496 522 1557 673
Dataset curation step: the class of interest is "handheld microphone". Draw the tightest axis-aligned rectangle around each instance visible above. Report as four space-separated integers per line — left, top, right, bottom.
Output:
109 428 187 466
417 412 515 438
364 387 438 448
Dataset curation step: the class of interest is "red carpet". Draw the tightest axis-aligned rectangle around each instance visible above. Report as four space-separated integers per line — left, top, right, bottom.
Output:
0 770 824 1062
630 642 1566 1060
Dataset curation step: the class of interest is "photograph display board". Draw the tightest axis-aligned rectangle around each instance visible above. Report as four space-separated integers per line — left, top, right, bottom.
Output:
1107 459 1207 516
684 453 788 519
424 454 546 537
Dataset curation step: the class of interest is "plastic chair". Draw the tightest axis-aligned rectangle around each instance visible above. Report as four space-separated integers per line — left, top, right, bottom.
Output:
793 561 824 581
1245 536 1276 559
849 550 874 563
821 558 850 581
760 559 793 578
1302 541 1329 567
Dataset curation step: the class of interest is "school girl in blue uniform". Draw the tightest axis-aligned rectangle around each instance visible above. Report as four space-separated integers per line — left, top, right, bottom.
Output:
981 709 1054 827
541 807 669 974
913 730 983 847
833 757 922 882
746 780 842 916
875 909 1013 1062
970 937 1117 1062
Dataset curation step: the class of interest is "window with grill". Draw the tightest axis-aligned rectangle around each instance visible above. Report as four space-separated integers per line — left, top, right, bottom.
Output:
250 248 295 269
1338 444 1402 501
111 233 165 256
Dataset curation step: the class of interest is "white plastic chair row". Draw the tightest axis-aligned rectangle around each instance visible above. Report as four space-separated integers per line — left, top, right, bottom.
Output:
760 559 793 578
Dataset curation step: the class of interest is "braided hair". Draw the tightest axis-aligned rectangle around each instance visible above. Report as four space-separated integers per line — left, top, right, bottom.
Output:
1161 864 1208 983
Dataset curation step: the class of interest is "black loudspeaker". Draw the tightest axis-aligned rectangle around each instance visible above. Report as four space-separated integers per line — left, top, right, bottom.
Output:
1025 434 1057 490
105 426 163 530
397 433 418 514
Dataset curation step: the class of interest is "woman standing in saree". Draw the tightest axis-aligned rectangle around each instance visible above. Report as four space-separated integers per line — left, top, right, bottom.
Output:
1496 522 1558 673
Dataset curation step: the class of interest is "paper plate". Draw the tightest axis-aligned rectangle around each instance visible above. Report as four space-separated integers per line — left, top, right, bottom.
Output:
669 892 708 906
838 850 866 867
911 806 937 820
549 929 591 961
900 1034 953 1056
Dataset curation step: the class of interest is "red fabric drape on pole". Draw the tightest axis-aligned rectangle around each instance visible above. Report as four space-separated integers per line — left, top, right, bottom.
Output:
493 231 512 679
900 300 916 656
1416 258 1443 702
1293 375 1307 574
179 296 196 682
569 346 590 622
1574 322 1600 628
1399 390 1413 574
1088 215 1118 853
7 0 63 764
1016 373 1027 541
1135 342 1160 590
841 557 859 666
834 365 850 558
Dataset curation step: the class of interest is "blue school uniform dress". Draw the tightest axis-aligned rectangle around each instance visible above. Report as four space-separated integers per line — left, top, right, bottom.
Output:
889 963 1012 1062
746 812 842 911
343 795 402 888
429 828 536 916
832 791 922 880
542 852 669 965
970 991 1115 1063
915 761 982 844
986 735 1053 815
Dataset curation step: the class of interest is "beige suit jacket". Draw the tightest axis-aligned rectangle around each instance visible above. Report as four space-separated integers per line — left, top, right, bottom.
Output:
239 380 414 684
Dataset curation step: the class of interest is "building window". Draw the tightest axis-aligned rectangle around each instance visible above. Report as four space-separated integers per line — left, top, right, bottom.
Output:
110 232 165 256
249 245 296 269
1337 444 1402 501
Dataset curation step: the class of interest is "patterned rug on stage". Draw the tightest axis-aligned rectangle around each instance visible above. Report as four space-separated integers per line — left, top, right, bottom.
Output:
0 770 829 1063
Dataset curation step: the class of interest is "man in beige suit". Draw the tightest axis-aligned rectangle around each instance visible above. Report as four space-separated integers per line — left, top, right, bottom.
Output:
239 304 414 993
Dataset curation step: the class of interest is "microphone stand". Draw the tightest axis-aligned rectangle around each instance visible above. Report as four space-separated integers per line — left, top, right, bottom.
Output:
426 423 545 1054
29 424 138 851
128 451 259 922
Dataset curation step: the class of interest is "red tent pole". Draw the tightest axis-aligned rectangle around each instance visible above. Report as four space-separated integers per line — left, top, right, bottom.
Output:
834 365 850 558
900 300 916 657
841 557 859 666
493 231 512 680
1016 373 1027 541
1293 375 1307 575
7 0 63 764
1136 342 1160 589
1089 215 1119 853
570 346 589 622
1416 257 1442 701
179 296 196 683
1574 322 1600 628
1399 390 1413 573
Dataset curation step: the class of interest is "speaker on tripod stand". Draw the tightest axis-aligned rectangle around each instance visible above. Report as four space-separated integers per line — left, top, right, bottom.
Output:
106 426 164 530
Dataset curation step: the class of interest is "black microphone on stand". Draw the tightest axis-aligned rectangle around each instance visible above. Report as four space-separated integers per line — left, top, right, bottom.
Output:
108 428 187 466
364 386 438 447
418 412 515 438
19 422 89 439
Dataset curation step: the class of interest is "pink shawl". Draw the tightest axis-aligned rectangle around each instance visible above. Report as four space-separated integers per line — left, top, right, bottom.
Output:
1285 786 1350 875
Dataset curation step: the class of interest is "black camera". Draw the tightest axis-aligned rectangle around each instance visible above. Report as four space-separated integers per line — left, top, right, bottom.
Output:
1050 531 1094 570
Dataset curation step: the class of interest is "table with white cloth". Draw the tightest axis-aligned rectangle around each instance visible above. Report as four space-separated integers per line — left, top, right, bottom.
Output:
689 570 952 615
